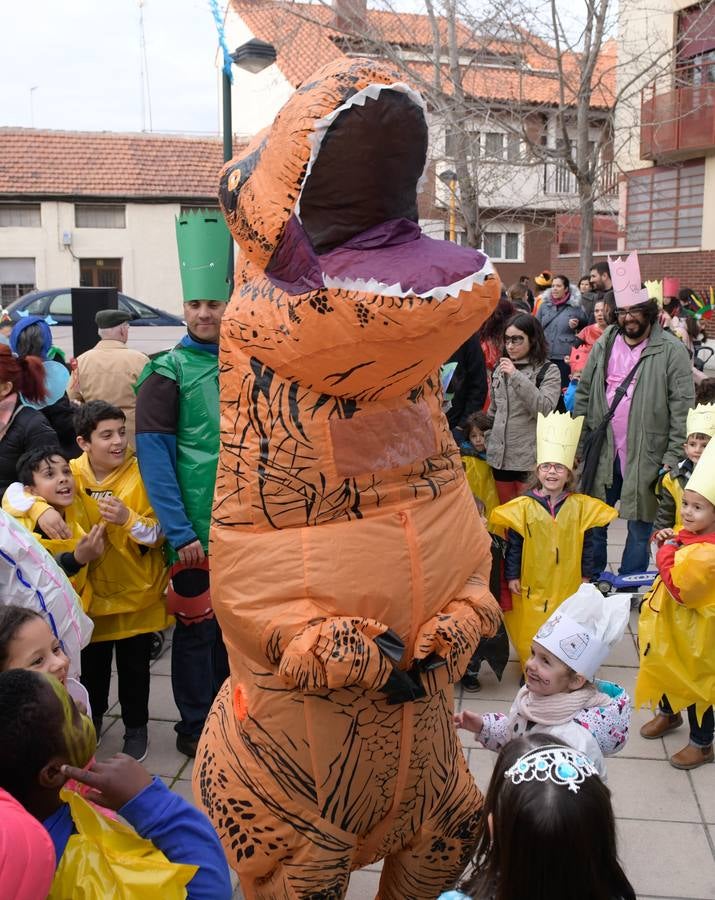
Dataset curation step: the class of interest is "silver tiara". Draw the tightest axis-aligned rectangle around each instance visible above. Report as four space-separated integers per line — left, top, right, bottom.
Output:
504 745 599 794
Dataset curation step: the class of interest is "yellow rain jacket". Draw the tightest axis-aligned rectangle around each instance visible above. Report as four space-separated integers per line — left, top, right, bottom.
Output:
7 453 170 642
2 487 93 610
489 492 617 666
636 534 715 723
72 453 170 641
462 454 500 520
659 470 684 530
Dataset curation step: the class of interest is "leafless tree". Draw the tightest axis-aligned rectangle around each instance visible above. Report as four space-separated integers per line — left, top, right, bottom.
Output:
240 0 679 270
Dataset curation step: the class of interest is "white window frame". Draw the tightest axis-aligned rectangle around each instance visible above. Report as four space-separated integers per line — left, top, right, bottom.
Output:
74 204 126 229
480 224 525 262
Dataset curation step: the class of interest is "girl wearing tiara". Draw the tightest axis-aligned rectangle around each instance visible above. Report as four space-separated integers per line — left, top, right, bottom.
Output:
438 733 636 900
489 411 617 669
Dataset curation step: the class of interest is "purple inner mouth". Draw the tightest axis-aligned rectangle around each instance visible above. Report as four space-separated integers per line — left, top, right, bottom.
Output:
266 217 488 296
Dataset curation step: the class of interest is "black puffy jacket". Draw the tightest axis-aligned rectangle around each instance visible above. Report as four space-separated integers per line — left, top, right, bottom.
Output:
0 402 59 498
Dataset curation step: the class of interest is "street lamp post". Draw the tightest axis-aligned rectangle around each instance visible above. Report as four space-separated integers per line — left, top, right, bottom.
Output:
222 39 277 291
438 169 458 243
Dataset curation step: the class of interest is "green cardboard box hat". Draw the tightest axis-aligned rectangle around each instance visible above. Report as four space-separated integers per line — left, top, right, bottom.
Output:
175 209 231 302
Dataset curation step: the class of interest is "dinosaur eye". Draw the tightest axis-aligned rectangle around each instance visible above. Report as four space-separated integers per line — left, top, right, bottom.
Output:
228 169 241 191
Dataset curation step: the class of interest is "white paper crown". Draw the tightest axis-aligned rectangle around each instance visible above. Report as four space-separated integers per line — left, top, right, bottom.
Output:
504 745 599 793
687 434 715 506
536 412 584 470
687 404 715 439
534 585 630 679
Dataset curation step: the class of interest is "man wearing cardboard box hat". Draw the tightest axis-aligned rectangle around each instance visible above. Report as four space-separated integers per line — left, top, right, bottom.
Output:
574 251 694 580
134 209 231 758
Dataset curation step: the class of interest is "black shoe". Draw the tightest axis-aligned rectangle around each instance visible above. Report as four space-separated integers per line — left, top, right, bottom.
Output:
122 726 149 762
92 717 103 748
176 733 199 758
461 670 482 692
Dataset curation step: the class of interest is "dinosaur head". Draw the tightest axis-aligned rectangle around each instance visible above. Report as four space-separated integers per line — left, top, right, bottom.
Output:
218 57 498 399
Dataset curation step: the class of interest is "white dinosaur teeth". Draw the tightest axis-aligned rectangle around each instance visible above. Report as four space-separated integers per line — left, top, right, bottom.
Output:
321 258 495 300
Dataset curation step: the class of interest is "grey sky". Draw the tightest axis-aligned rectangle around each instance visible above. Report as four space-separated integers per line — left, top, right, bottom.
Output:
1 0 223 134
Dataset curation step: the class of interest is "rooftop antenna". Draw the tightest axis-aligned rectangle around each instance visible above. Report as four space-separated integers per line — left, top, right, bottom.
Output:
30 86 38 127
138 0 153 131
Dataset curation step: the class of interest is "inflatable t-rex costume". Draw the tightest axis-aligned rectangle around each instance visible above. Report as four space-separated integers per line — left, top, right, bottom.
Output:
194 57 502 899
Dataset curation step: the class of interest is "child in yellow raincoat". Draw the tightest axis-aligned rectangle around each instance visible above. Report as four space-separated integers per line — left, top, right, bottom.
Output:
461 411 500 519
3 447 105 610
636 436 715 770
489 412 617 668
652 403 715 533
4 401 170 762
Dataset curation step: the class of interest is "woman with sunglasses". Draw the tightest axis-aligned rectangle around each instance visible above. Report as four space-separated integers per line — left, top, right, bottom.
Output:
482 314 561 503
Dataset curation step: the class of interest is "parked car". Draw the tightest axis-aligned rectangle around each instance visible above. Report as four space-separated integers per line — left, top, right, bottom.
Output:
6 288 184 327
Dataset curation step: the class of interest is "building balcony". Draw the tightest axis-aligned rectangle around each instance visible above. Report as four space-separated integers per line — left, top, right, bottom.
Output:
542 161 618 199
640 62 715 161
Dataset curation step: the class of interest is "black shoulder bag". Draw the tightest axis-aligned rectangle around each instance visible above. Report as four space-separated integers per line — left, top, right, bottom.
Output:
579 352 644 495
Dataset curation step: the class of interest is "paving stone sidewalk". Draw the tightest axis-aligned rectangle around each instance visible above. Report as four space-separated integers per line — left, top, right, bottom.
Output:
98 519 715 899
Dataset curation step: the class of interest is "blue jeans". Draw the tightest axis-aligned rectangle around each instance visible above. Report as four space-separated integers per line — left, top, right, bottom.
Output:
171 617 229 739
661 697 714 747
591 457 653 576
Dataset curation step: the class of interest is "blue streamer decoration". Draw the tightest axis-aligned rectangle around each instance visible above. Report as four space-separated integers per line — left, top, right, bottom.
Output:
208 0 233 83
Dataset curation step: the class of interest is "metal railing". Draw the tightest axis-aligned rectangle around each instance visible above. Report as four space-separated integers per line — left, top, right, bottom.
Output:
641 59 715 158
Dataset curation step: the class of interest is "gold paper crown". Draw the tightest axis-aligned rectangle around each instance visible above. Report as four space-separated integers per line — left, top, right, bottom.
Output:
536 412 584 470
686 435 715 506
687 403 715 439
645 279 663 308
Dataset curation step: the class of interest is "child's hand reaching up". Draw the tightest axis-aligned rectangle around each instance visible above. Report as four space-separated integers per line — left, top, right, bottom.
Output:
98 496 130 526
61 753 152 810
454 710 484 734
74 523 106 564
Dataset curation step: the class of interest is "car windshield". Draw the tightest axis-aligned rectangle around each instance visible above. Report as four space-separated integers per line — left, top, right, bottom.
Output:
47 293 72 315
121 297 156 320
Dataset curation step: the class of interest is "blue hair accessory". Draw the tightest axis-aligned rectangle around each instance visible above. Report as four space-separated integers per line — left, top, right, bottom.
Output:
504 745 599 794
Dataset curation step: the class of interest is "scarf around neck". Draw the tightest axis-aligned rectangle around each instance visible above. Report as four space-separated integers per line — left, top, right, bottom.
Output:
513 683 610 725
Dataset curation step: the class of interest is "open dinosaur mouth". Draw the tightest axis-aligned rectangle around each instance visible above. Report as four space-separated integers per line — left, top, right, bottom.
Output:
265 84 493 299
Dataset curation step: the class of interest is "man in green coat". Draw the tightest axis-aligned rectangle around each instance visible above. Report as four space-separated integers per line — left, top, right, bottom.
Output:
135 210 231 758
574 286 694 577
573 293 695 575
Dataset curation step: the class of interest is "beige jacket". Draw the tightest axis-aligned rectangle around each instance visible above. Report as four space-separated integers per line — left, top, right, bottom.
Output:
68 340 149 445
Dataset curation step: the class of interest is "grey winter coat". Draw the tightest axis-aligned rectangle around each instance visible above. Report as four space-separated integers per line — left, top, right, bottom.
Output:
485 360 562 471
573 324 694 522
536 289 586 358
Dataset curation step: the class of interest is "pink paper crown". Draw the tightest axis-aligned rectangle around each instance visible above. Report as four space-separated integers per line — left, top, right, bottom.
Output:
608 252 649 308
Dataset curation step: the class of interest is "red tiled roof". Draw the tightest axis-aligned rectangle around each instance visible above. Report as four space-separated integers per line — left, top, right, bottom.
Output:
232 1 615 109
0 130 240 199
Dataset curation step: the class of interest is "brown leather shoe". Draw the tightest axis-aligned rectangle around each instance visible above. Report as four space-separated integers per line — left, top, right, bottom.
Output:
639 712 683 739
670 743 714 770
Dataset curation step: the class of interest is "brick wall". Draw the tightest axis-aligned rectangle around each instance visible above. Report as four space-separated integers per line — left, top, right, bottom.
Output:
552 249 715 288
